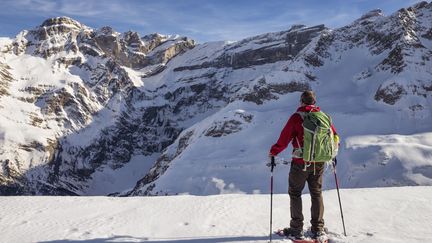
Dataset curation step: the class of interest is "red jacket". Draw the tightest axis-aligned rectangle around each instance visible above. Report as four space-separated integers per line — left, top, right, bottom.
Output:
270 105 337 164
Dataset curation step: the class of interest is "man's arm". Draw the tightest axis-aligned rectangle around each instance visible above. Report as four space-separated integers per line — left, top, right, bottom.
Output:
269 115 298 156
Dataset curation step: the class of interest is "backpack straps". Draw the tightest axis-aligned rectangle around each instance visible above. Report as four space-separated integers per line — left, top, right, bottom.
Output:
294 111 305 149
296 111 306 120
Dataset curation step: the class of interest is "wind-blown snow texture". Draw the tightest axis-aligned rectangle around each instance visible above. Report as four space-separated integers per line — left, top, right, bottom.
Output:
1 186 432 242
0 2 432 196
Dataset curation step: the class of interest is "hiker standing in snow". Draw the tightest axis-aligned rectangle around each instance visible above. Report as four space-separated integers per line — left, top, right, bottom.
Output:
269 91 339 241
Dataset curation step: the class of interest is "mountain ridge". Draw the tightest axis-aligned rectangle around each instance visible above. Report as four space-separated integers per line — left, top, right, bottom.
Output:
0 1 431 196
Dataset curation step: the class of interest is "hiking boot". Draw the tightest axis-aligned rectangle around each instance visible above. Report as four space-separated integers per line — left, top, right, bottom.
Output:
282 227 304 239
311 230 328 242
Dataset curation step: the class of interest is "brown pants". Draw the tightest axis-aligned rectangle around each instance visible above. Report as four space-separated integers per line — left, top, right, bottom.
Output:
288 162 325 232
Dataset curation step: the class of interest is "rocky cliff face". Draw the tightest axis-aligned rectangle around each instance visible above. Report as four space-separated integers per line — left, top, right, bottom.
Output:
0 62 12 97
0 16 196 195
0 2 431 196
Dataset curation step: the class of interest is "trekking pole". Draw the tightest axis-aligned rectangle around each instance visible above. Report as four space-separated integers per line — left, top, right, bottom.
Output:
269 156 276 242
333 158 347 236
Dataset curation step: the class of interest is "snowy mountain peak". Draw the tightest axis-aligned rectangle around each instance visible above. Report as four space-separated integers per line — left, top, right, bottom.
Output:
0 1 431 196
359 9 384 21
3 17 196 70
412 1 431 10
142 33 166 42
40 16 86 30
288 24 308 32
96 26 119 37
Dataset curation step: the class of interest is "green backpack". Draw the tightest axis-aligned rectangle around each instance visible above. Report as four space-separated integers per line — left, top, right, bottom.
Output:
296 111 337 162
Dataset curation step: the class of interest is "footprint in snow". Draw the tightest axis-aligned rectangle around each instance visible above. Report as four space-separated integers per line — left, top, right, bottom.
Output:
69 228 79 233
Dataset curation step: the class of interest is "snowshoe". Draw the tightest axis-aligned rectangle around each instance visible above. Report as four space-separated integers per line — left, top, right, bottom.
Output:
275 227 329 243
275 227 304 240
311 230 329 243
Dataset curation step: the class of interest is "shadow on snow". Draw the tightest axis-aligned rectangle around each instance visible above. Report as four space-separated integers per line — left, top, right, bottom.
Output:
40 235 269 243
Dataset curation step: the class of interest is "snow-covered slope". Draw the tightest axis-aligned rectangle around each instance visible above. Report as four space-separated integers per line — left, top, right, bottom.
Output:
1 186 431 243
0 2 432 196
126 2 432 196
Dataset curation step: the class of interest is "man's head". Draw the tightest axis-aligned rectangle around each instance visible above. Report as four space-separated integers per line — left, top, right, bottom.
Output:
300 90 316 106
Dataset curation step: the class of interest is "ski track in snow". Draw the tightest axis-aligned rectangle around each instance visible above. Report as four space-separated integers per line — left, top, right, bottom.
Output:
0 186 431 243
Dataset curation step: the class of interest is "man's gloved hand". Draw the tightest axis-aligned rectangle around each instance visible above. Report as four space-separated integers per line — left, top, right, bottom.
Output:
333 157 338 167
334 134 340 145
267 153 276 170
268 152 274 161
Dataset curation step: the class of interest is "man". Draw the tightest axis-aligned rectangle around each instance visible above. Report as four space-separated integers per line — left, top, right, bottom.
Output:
269 90 338 240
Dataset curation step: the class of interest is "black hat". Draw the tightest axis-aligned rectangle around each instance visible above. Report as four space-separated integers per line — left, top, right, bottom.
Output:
301 91 316 105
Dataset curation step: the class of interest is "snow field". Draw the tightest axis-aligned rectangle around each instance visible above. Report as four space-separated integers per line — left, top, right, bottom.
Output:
0 186 431 243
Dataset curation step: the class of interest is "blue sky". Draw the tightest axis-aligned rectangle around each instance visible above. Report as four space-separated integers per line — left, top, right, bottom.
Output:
0 0 422 43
